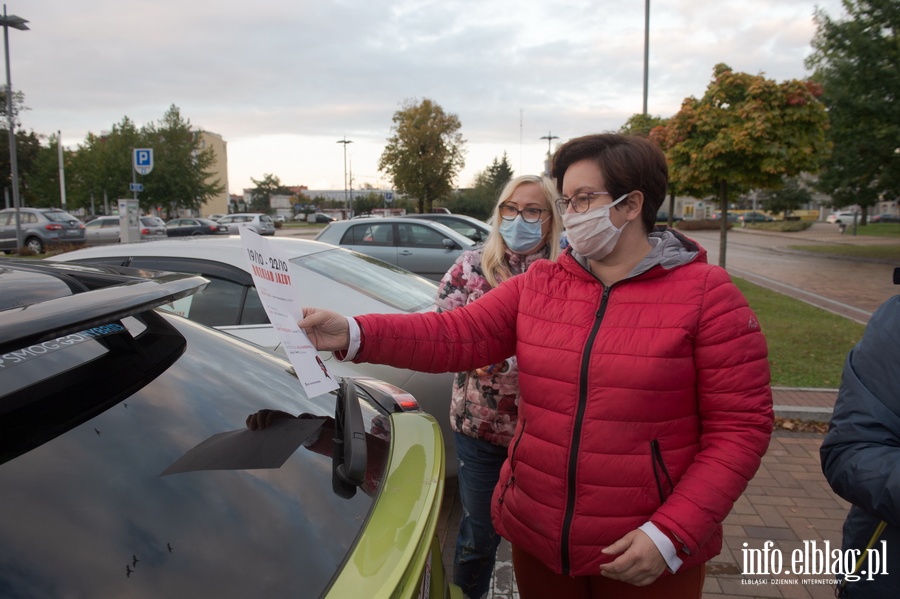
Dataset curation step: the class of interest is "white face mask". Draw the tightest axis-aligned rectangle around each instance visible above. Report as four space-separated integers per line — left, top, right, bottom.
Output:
561 193 629 260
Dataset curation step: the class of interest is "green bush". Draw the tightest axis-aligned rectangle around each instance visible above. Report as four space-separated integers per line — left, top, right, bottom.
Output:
742 221 812 232
674 219 732 231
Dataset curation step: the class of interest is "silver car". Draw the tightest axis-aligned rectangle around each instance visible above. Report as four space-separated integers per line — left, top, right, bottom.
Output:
0 207 85 254
399 213 491 243
218 213 276 235
84 215 167 244
315 217 475 281
49 236 459 474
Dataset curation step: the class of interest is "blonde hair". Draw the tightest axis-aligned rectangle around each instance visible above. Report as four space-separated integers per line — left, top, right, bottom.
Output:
481 175 563 288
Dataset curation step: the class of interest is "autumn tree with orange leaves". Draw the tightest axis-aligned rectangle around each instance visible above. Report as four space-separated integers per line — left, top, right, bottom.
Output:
664 63 830 268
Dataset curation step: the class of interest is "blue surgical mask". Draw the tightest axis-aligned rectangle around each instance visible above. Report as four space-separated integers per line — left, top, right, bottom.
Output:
499 216 545 253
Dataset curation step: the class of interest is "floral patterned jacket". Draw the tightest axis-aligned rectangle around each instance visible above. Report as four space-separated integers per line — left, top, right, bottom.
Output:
435 244 551 447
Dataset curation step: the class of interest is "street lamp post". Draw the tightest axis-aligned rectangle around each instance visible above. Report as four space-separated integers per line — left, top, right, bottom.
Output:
336 137 352 218
539 131 559 176
1 5 28 253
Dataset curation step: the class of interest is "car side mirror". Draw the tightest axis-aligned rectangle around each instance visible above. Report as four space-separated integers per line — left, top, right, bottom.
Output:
332 378 368 498
442 238 456 250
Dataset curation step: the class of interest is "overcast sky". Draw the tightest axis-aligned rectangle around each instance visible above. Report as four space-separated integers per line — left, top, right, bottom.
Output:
11 0 846 195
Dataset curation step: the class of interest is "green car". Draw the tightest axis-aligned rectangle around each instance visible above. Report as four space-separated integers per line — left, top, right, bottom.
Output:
0 259 461 599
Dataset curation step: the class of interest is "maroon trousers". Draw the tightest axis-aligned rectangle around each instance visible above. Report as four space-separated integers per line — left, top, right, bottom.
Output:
511 544 705 599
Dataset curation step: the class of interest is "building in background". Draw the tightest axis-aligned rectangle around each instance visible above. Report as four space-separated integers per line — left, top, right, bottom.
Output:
197 131 229 218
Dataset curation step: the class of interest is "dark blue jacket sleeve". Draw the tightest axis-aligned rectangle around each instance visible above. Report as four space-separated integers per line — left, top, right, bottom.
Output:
820 295 900 527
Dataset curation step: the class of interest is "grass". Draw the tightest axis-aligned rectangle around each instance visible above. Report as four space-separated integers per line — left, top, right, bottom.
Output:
732 277 865 388
787 244 900 261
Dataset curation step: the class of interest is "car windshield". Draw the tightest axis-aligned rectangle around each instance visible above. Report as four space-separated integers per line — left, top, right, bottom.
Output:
293 247 436 312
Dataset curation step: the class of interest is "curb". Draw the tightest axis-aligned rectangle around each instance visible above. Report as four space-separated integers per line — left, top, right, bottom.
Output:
774 405 832 422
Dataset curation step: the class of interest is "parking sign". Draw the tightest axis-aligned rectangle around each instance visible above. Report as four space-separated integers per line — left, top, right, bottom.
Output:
133 148 154 175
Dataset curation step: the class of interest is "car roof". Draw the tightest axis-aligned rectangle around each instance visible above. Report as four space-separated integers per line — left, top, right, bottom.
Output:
48 235 329 265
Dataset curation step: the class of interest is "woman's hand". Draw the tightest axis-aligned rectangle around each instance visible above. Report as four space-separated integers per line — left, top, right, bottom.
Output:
598 529 667 586
297 307 351 351
475 361 508 377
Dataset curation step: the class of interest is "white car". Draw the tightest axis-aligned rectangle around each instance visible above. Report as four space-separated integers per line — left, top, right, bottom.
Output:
826 211 858 224
217 213 276 235
49 236 459 474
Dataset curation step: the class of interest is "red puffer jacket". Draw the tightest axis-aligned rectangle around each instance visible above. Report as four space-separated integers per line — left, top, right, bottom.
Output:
354 235 773 577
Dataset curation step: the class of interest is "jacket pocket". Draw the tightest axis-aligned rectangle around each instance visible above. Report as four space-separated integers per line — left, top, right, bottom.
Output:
650 439 675 504
498 420 526 505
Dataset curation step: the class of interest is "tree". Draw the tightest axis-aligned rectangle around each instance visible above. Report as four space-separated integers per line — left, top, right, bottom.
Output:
619 113 667 138
141 105 224 215
248 173 290 213
758 176 814 218
69 117 143 214
449 153 515 220
378 98 466 214
665 63 830 267
806 0 900 213
620 114 679 225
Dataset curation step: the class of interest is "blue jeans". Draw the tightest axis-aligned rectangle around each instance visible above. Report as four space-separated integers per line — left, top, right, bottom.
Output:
453 432 508 599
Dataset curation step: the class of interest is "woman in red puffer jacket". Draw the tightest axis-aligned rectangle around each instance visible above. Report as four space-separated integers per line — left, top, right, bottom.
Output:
296 133 773 599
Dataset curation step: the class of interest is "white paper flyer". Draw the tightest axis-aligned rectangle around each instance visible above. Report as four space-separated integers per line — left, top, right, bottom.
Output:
239 229 338 397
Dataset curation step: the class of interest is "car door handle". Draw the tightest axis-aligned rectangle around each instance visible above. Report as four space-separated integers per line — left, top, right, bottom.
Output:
399 250 414 255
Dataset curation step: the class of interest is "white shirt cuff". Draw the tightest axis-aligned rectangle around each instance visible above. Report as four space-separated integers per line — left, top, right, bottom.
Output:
338 316 361 361
639 522 683 573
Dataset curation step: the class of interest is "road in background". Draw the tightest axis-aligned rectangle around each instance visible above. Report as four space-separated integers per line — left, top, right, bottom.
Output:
684 223 898 323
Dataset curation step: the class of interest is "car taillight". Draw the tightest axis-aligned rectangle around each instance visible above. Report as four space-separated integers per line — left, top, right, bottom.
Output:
141 228 150 235
44 224 64 231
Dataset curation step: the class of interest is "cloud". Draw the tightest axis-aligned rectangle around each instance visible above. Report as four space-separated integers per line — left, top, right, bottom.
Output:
11 0 846 192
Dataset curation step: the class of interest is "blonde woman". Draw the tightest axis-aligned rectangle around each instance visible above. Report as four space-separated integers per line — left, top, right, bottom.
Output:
434 175 562 599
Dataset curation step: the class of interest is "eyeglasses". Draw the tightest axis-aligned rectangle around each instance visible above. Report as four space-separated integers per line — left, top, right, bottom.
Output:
498 203 550 223
554 192 614 215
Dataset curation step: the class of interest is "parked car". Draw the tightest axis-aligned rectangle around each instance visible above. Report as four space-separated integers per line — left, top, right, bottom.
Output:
826 211 858 224
0 207 85 254
49 236 459 475
306 213 337 224
272 214 287 223
0 258 459 598
315 217 475 281
218 213 276 235
166 217 228 237
739 211 775 223
84 215 167 245
207 213 227 221
400 213 491 243
870 213 900 223
711 211 740 223
655 211 684 224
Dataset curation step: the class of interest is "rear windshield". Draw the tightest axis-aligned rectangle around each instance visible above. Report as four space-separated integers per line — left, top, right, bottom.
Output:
141 217 165 226
43 211 81 223
292 248 436 312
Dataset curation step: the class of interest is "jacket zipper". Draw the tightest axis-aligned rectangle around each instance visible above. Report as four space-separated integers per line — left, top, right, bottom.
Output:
560 285 612 575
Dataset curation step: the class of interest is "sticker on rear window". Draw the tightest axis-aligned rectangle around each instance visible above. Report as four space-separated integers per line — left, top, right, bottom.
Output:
0 323 126 370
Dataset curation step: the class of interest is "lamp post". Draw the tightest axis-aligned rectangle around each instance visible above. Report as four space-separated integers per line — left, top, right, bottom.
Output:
539 131 559 176
336 137 352 218
643 0 650 116
0 5 28 253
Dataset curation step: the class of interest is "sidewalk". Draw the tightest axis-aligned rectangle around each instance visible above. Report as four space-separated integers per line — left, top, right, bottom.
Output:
437 387 849 599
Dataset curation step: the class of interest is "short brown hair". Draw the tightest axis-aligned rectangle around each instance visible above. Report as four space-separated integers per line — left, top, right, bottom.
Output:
551 134 668 232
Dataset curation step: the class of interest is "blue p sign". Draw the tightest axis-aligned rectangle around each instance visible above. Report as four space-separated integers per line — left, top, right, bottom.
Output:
133 148 154 175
